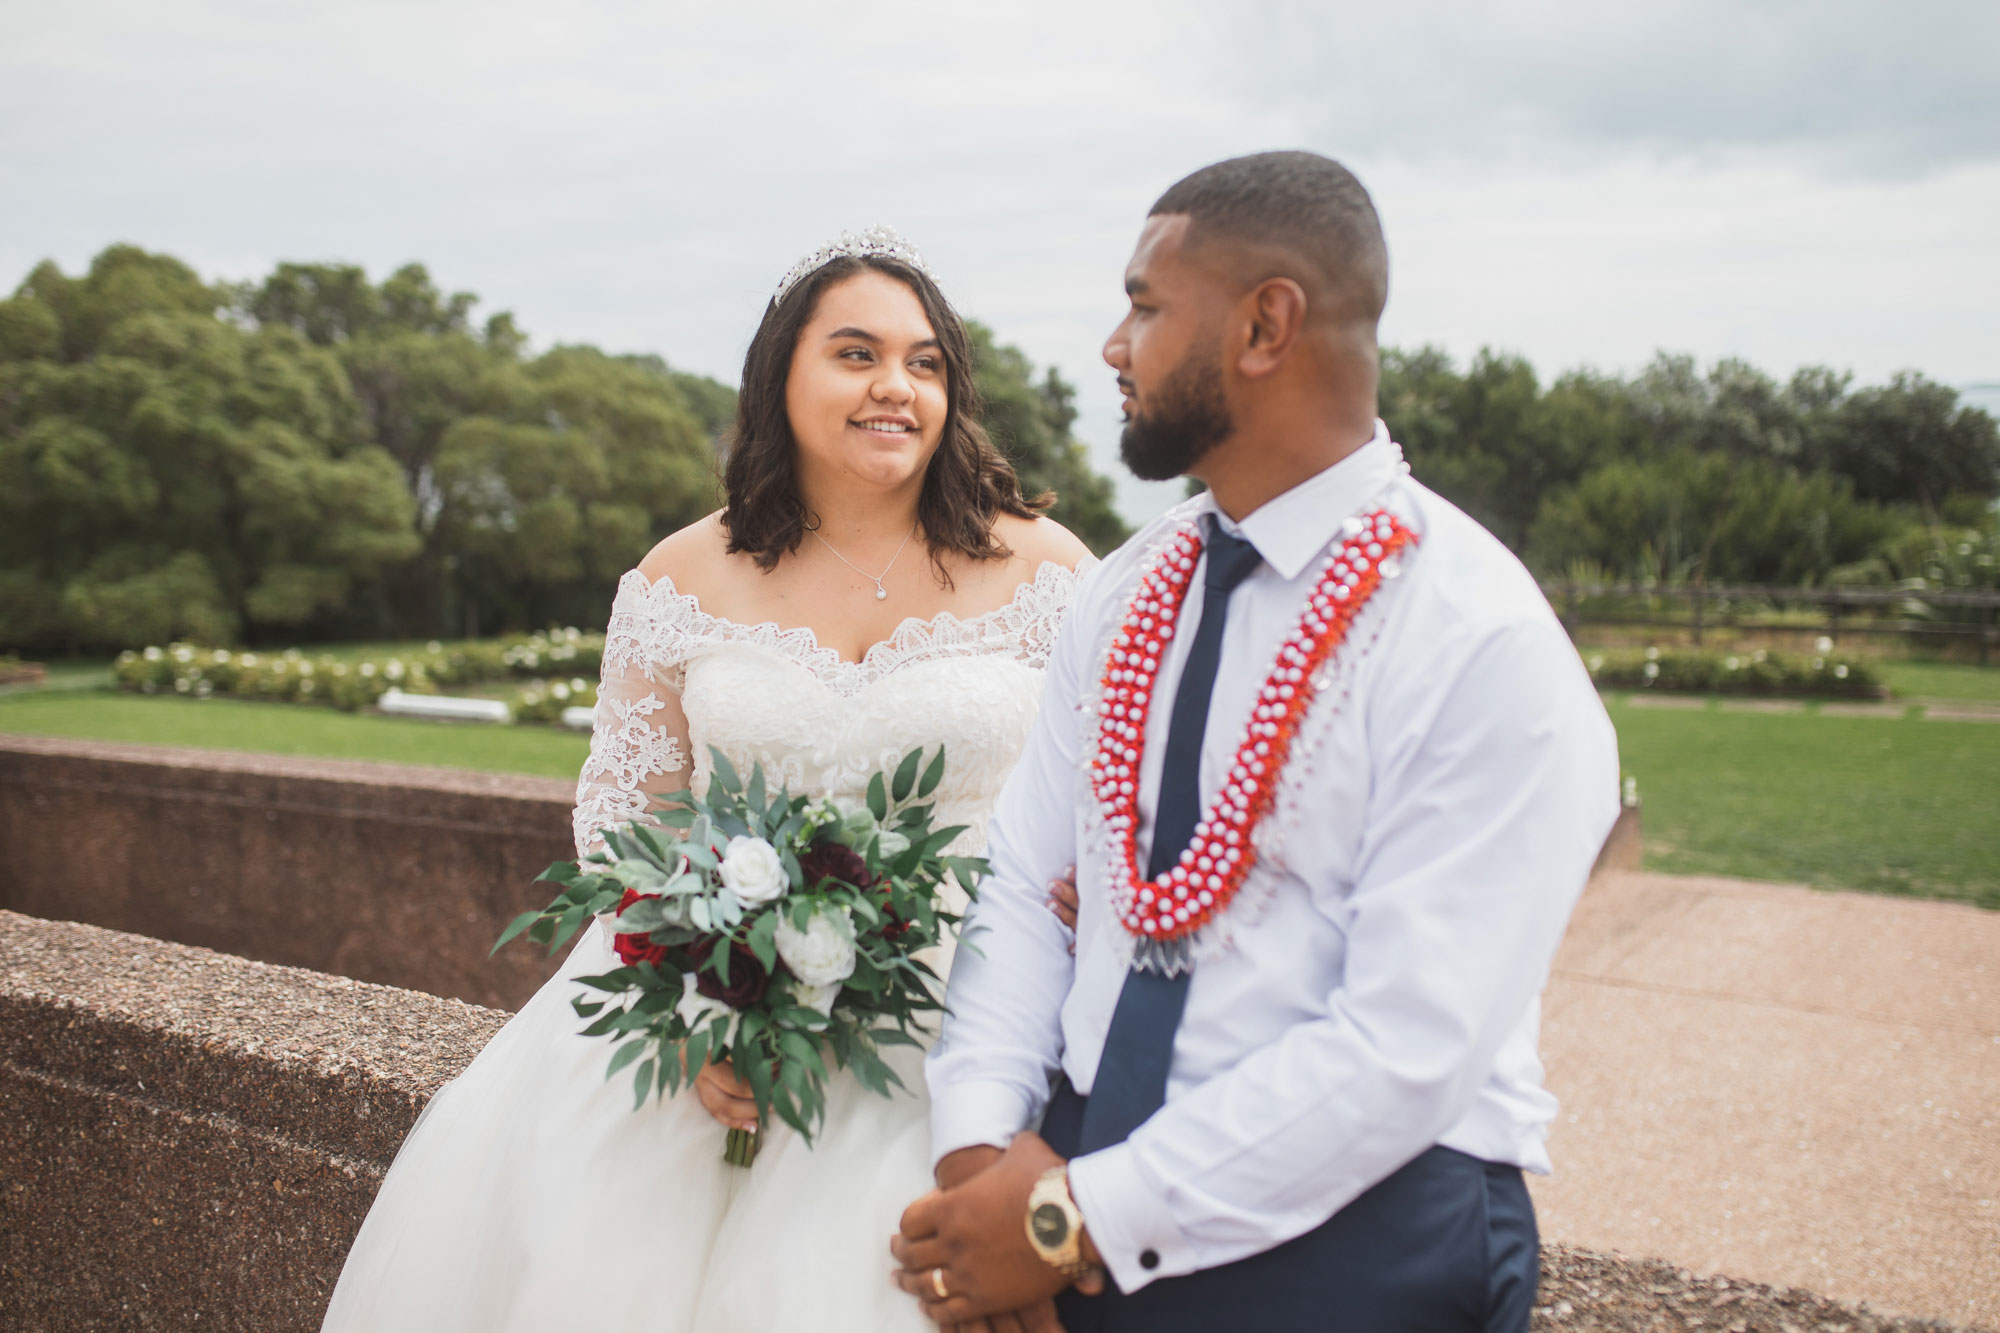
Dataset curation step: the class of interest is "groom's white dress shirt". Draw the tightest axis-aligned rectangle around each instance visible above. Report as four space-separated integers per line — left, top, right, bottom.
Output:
927 423 1621 1295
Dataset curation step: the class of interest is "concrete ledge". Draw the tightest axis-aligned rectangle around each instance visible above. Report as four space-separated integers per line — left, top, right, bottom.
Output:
0 910 506 1330
0 734 575 1009
4 911 1981 1332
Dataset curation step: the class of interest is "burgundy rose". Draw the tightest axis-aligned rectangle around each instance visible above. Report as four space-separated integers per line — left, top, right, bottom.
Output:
875 888 914 943
694 940 773 1009
797 840 876 892
611 888 668 968
800 839 911 943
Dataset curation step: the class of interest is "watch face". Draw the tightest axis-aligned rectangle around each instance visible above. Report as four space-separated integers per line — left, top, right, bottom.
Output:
1030 1202 1070 1249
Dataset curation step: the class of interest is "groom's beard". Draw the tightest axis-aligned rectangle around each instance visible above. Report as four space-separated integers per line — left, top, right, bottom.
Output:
1118 348 1233 482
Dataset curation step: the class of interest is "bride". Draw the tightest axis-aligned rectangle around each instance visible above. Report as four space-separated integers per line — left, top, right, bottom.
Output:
320 229 1093 1331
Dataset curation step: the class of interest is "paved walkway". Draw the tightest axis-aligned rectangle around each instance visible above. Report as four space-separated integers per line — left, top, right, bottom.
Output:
1533 871 1999 1328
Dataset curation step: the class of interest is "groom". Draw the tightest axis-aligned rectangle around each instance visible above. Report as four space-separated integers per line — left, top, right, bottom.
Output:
892 151 1619 1331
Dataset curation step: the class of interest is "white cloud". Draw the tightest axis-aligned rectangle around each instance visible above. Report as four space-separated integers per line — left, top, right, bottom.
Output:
2 0 1995 525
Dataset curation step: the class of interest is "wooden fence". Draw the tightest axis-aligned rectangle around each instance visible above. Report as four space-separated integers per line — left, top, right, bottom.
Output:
1543 582 2000 664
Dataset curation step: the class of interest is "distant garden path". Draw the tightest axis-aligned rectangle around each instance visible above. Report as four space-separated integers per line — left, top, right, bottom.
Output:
1535 869 2000 1328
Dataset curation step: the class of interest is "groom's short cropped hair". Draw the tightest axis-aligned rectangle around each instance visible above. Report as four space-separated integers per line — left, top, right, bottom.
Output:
1151 150 1388 324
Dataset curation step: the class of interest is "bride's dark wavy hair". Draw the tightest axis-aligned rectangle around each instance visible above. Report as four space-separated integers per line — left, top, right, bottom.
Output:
721 254 1051 578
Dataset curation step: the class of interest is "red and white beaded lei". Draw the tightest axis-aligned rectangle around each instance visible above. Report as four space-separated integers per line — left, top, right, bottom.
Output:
1090 507 1418 972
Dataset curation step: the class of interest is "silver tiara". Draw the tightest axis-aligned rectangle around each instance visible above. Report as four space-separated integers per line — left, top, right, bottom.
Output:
771 225 937 306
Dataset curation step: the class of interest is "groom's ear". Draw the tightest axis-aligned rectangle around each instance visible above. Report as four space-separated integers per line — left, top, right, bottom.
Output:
1237 277 1309 380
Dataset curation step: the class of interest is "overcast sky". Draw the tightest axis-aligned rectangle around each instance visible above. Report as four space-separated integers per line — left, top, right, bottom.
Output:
4 0 1996 523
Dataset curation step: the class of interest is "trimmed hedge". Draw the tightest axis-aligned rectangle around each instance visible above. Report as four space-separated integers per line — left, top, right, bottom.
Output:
511 676 600 725
114 629 604 714
1585 646 1885 699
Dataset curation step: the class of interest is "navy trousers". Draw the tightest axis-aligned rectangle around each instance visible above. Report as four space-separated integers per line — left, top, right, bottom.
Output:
1041 1083 1539 1333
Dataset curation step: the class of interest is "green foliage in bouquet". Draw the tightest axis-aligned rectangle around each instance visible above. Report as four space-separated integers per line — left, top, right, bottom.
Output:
495 745 985 1161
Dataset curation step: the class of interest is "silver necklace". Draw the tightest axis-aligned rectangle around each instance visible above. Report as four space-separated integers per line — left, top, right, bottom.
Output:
809 523 917 601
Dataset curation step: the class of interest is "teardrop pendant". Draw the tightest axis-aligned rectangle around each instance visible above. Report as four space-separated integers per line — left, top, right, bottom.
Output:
874 586 888 600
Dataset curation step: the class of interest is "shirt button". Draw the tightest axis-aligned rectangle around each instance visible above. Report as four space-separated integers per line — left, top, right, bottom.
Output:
1140 1249 1160 1270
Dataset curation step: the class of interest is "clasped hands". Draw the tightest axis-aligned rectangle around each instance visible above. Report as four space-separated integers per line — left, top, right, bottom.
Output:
891 1132 1106 1331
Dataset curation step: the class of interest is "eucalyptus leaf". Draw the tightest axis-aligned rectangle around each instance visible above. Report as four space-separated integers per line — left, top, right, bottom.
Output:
609 859 669 893
777 1030 827 1078
917 746 947 799
747 911 779 972
890 749 921 803
604 1041 647 1081
490 908 543 956
709 747 742 794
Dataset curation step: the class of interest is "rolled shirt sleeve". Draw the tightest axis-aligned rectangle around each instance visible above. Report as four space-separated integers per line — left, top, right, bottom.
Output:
1068 616 1620 1292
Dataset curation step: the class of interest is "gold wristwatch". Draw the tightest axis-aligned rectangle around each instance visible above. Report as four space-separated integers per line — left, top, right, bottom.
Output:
1024 1165 1095 1281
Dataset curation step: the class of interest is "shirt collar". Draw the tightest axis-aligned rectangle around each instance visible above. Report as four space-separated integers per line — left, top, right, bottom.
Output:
1196 419 1400 581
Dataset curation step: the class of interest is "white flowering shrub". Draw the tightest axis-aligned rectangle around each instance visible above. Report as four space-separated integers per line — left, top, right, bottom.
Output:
1585 646 1883 698
511 676 599 724
115 627 605 718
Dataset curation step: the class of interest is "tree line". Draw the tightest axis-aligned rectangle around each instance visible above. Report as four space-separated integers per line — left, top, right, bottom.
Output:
4 245 1994 655
0 245 1128 652
1385 348 1999 589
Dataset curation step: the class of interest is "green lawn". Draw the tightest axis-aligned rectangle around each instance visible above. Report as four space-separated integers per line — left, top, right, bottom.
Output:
4 685 1995 910
1610 696 2000 909
1875 659 2000 704
0 690 589 779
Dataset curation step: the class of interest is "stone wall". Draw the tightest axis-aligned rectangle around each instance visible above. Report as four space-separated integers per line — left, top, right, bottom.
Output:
3 911 1977 1333
0 910 505 1331
0 735 574 1010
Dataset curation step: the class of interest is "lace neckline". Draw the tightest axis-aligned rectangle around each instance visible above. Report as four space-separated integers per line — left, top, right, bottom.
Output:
614 557 1092 691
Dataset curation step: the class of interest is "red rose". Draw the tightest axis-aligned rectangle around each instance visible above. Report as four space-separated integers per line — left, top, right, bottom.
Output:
693 941 773 1009
611 887 669 968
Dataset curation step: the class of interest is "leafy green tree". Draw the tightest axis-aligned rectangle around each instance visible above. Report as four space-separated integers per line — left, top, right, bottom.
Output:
0 248 418 650
1813 372 2000 516
966 322 1129 554
233 262 722 637
1527 451 1904 585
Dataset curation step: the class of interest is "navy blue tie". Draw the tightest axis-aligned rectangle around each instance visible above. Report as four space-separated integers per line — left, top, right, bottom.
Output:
1078 516 1263 1154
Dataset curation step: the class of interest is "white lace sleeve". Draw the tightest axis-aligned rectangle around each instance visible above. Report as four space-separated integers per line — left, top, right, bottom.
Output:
1005 556 1098 670
571 572 701 863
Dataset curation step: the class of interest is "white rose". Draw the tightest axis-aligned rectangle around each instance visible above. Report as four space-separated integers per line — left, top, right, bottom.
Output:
719 835 788 907
675 974 736 1037
775 906 856 988
791 979 842 1023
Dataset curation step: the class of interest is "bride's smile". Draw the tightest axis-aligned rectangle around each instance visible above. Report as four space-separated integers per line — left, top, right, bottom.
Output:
786 268 948 496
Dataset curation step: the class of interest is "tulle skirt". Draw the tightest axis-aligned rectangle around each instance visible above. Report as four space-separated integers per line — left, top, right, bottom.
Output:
320 918 938 1332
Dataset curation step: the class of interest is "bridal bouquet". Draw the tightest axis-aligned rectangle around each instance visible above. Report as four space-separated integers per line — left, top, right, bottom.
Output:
496 746 983 1165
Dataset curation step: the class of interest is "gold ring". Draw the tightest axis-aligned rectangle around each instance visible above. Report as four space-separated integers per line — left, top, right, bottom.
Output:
931 1267 949 1300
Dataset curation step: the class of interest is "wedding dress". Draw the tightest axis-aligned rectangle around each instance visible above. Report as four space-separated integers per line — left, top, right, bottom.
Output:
320 559 1087 1333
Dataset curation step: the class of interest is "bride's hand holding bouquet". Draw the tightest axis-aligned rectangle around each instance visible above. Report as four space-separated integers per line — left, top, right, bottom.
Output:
496 745 983 1165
